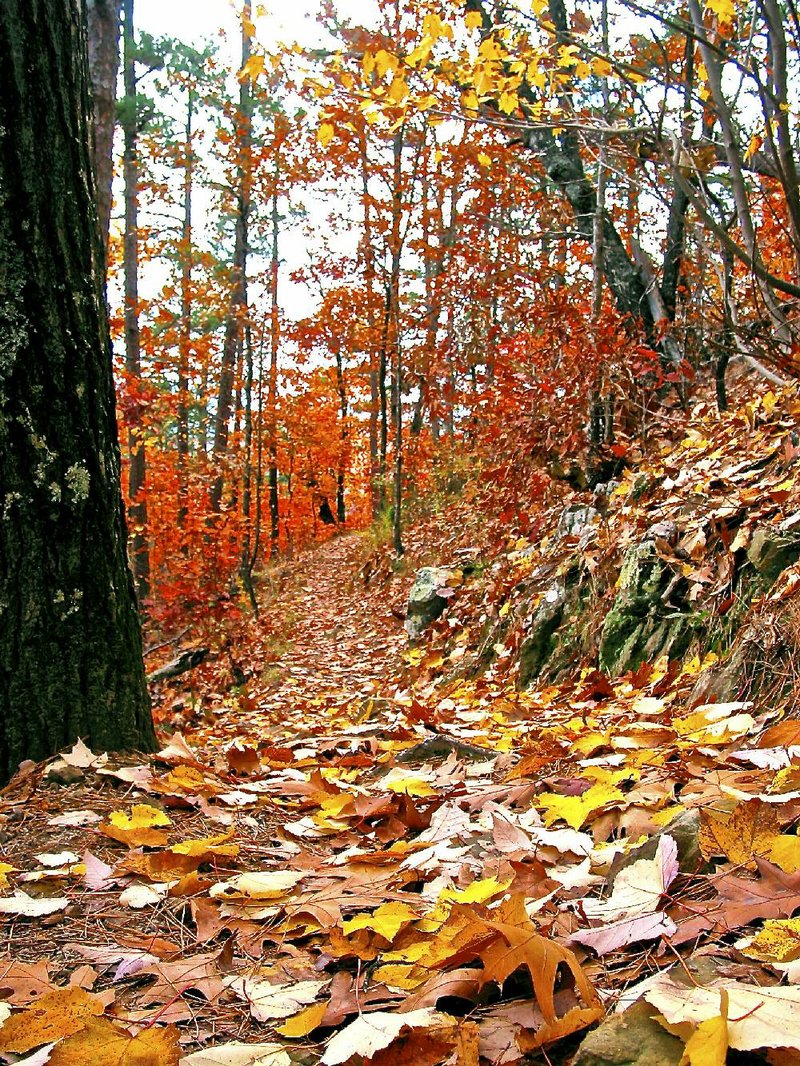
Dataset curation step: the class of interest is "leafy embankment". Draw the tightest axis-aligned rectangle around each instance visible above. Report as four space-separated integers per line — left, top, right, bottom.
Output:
2 390 800 1065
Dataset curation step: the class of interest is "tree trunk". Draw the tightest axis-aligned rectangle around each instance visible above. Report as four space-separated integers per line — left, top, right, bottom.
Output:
211 2 252 514
466 0 659 344
661 35 694 321
122 0 149 603
687 0 793 346
177 85 193 531
334 348 348 526
267 185 280 550
389 130 404 557
357 122 381 517
86 0 122 252
0 0 155 782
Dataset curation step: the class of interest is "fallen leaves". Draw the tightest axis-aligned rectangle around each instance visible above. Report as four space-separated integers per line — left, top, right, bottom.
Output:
321 1008 453 1066
0 988 103 1054
644 971 800 1053
6 389 800 1065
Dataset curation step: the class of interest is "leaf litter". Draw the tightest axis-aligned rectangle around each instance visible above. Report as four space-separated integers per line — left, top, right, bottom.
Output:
3 392 800 1062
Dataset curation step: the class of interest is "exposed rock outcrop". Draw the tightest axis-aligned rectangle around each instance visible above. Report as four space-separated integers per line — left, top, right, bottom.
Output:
405 567 461 639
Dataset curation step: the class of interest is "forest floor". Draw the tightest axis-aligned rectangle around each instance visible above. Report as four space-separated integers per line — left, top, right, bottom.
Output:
5 393 800 1065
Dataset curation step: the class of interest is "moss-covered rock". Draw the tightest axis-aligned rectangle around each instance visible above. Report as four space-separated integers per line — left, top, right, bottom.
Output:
405 566 458 639
518 564 595 687
598 539 697 675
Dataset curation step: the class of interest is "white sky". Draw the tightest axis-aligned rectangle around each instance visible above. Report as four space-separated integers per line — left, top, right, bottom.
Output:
129 0 381 322
136 0 379 59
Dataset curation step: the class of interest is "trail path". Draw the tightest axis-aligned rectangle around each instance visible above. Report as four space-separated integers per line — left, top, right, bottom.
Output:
250 532 408 716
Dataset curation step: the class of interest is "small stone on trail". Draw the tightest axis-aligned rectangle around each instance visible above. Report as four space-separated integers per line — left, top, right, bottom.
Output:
45 760 85 787
572 1001 683 1066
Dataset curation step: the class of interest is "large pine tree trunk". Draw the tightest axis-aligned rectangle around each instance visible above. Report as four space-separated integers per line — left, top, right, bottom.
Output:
0 0 156 782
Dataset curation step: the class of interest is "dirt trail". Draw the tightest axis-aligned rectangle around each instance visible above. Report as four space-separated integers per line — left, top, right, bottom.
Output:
255 533 408 713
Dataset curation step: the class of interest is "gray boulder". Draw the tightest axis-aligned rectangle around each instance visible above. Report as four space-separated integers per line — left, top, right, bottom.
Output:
557 504 599 538
572 1001 683 1066
405 567 459 639
747 517 800 584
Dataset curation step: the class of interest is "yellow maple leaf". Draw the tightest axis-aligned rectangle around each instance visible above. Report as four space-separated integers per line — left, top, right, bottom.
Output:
109 804 170 831
342 901 419 941
387 75 409 104
536 783 625 829
681 990 728 1066
423 13 453 40
441 876 511 906
700 800 780 868
465 10 483 30
374 49 398 79
47 1018 180 1066
769 834 800 873
0 988 104 1054
498 90 519 114
477 152 492 167
171 831 239 859
371 962 427 990
705 0 735 23
385 776 434 797
240 53 265 83
740 917 800 963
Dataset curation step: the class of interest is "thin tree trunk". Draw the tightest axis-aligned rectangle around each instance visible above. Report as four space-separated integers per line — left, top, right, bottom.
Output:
758 0 800 279
122 0 149 603
240 320 257 613
335 348 348 526
662 34 694 320
211 2 252 513
389 128 404 556
86 0 122 252
268 184 280 550
687 0 793 345
177 85 193 531
357 123 381 518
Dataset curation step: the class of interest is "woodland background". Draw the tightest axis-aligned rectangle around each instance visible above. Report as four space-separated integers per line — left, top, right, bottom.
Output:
107 0 800 645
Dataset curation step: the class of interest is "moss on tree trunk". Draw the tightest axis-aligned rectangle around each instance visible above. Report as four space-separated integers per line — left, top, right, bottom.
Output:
0 0 156 782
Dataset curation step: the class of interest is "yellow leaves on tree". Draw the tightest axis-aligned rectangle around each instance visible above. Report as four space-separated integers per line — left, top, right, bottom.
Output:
317 123 335 149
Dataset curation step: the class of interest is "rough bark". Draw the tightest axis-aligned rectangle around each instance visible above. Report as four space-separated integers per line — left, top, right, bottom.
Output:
0 0 155 782
86 0 122 251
